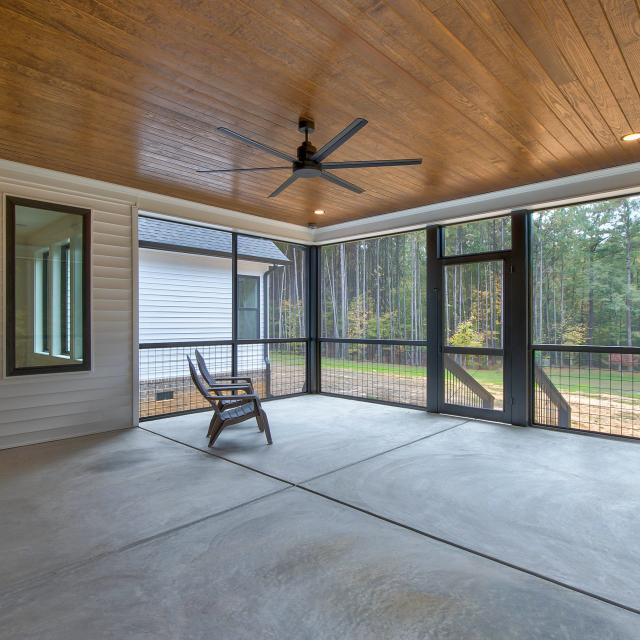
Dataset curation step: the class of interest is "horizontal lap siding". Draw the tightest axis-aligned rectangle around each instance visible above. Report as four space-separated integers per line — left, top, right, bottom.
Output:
138 249 268 381
0 185 133 448
139 249 234 343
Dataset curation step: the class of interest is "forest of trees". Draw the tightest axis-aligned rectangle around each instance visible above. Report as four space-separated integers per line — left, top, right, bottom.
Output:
532 196 640 349
442 217 509 350
266 195 640 373
265 241 306 339
320 230 427 340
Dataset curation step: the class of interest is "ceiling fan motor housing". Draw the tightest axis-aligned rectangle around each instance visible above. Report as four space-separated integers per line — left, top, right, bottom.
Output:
295 140 322 176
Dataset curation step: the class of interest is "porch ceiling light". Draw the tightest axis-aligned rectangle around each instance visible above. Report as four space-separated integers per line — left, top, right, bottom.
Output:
314 209 325 215
622 132 640 141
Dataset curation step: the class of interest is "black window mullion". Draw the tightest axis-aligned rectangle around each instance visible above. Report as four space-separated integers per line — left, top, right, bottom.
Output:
511 211 529 426
426 226 440 412
60 243 71 355
42 250 49 353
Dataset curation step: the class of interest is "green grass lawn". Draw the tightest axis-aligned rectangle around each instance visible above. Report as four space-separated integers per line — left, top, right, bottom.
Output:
269 352 640 399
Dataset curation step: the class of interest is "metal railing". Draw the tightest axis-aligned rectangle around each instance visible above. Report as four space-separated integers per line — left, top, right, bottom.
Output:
319 339 427 407
443 353 495 409
533 348 640 438
533 362 571 428
139 339 307 420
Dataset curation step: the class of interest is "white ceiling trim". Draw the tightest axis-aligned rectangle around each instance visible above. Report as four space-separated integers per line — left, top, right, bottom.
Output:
0 159 313 244
312 161 640 243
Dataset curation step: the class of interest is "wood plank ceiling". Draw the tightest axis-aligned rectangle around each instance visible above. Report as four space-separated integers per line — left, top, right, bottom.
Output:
1 0 640 226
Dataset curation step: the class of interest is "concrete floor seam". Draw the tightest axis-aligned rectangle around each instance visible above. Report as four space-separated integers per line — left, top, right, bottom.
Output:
299 419 471 484
142 417 471 486
138 425 296 486
295 484 640 618
0 486 293 601
131 422 640 618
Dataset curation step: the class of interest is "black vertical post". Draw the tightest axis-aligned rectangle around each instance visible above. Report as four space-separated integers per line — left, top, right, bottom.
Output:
510 211 529 425
426 226 441 412
231 233 238 377
263 266 271 397
307 245 319 393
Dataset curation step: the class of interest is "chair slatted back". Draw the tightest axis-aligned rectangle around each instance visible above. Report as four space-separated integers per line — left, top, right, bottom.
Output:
187 356 221 417
195 349 215 386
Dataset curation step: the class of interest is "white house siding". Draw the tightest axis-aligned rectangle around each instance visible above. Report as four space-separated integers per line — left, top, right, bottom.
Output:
0 183 133 449
138 248 267 380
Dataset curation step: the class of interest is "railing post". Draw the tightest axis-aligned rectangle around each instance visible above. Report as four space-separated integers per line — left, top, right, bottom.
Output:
307 245 319 393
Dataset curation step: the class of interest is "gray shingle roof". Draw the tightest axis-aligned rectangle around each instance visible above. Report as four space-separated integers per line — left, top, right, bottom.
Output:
138 217 289 263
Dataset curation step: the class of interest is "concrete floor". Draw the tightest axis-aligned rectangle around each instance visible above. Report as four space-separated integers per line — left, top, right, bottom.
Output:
1 396 639 638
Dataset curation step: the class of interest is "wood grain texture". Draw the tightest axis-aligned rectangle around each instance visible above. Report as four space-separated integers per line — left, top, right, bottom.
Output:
1 0 640 226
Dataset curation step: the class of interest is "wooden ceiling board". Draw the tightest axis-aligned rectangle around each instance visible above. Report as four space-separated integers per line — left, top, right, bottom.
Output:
1 0 640 226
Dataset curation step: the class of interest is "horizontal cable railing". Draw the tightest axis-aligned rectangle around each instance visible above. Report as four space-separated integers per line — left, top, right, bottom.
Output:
320 339 427 407
139 340 307 420
533 349 640 438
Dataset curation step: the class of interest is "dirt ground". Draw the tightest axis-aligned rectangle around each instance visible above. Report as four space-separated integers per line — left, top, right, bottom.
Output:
140 367 639 438
560 391 639 438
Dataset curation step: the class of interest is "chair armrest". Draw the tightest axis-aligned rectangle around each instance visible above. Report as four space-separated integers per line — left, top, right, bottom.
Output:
215 376 253 383
208 384 250 391
207 393 259 401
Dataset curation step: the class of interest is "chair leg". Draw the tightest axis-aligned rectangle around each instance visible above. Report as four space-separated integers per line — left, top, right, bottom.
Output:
259 409 272 445
208 420 226 448
208 413 221 438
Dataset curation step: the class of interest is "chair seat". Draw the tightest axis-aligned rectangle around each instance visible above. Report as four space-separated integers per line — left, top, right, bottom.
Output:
221 401 256 421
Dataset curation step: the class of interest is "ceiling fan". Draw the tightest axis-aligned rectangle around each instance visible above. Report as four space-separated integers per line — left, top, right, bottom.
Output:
197 117 422 197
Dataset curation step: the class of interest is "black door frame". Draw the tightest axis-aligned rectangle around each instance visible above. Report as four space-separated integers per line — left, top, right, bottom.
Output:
427 212 528 423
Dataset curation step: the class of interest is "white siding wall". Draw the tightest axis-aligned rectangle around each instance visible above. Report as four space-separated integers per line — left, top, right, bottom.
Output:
138 248 267 381
0 183 134 449
139 249 233 342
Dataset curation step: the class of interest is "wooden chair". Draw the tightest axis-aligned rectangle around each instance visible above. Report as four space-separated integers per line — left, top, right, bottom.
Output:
187 356 272 447
195 348 257 395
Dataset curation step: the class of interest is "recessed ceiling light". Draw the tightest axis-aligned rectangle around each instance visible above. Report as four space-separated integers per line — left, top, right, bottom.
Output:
314 209 325 215
622 132 640 142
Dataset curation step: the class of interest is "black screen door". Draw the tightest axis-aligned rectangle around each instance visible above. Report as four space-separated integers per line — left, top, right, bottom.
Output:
439 254 511 422
428 218 514 423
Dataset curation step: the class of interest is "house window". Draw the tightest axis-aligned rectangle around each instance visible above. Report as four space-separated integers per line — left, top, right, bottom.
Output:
6 197 91 375
237 275 260 339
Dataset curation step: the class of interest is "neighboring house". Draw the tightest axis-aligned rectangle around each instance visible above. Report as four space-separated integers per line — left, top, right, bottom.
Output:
138 215 289 380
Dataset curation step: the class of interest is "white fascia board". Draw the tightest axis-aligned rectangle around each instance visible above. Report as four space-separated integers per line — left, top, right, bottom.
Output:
312 161 640 244
0 159 313 244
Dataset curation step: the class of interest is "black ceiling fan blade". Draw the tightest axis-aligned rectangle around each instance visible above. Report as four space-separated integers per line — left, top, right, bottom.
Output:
217 127 296 163
321 158 422 169
196 166 290 173
311 118 368 163
320 170 364 194
268 173 299 198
